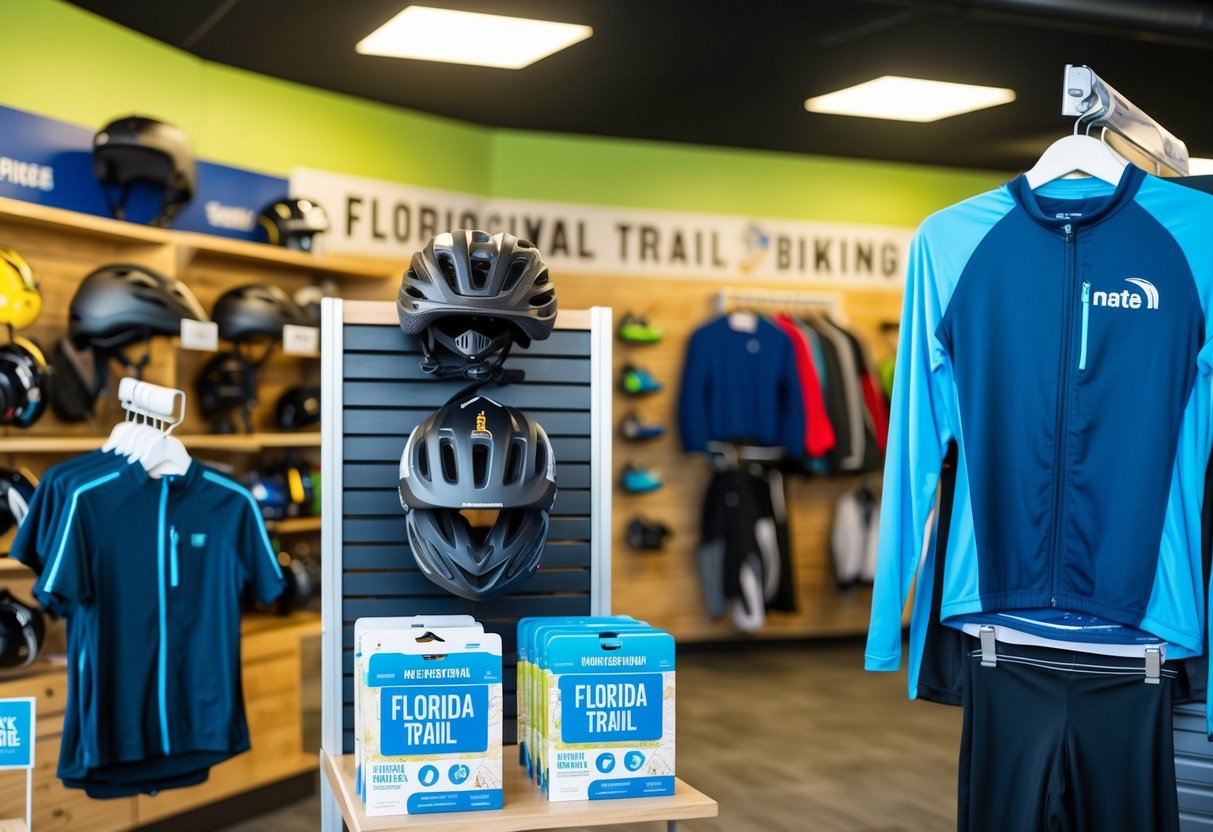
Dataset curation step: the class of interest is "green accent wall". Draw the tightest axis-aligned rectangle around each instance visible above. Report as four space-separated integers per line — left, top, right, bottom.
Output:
1 0 1009 225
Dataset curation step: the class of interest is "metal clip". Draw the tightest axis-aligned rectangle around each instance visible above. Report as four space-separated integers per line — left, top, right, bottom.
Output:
1144 646 1161 685
979 626 997 668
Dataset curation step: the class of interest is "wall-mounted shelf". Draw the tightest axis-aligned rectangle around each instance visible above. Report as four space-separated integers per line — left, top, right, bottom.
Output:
0 432 321 454
0 196 400 281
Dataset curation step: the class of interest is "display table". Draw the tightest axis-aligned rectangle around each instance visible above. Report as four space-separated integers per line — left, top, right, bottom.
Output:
322 749 717 832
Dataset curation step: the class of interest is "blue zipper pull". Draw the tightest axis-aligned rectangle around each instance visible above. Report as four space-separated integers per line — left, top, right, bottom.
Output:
1064 222 1074 243
170 526 179 588
1079 281 1091 371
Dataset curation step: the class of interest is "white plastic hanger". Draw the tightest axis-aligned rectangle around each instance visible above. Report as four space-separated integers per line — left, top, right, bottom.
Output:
135 387 191 477
1025 124 1129 189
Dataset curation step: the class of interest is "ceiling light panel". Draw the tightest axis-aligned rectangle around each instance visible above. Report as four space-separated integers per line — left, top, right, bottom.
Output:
356 5 593 69
805 76 1016 123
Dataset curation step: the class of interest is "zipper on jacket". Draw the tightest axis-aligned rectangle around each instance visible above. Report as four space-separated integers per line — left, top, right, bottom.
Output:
1079 281 1091 371
170 526 179 588
157 478 171 755
1049 224 1076 607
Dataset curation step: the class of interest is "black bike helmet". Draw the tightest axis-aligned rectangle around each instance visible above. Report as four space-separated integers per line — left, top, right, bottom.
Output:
196 351 254 433
69 264 208 352
397 230 556 377
213 283 310 343
0 337 49 429
0 590 45 671
258 198 330 252
398 395 557 601
0 468 37 536
275 385 320 429
93 115 196 227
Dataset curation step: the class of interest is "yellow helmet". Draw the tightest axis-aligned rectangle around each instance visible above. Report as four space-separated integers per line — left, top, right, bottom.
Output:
0 249 41 330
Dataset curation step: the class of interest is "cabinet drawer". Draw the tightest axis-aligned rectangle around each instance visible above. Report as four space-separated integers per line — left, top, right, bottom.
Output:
0 670 67 719
0 737 134 832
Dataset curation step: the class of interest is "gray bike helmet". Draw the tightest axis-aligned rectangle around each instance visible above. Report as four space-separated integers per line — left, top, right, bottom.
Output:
69 264 208 351
397 230 556 376
213 283 310 343
398 394 557 600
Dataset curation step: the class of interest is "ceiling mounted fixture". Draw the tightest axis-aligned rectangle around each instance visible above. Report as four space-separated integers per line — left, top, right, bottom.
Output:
805 76 1016 123
355 5 593 69
1188 158 1213 175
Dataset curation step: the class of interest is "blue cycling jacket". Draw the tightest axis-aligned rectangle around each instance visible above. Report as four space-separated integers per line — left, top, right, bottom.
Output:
864 166 1213 731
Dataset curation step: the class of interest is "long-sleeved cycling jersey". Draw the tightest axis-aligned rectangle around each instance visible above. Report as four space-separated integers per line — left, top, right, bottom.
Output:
865 166 1213 732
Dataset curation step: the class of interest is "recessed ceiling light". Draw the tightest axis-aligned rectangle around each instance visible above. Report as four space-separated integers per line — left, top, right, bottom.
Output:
1188 158 1213 175
805 76 1016 123
355 5 592 69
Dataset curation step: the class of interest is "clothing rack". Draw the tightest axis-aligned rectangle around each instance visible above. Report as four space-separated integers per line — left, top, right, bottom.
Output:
1061 64 1189 176
715 288 842 316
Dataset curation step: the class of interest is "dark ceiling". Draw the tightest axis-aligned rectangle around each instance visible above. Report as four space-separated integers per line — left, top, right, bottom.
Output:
67 0 1213 172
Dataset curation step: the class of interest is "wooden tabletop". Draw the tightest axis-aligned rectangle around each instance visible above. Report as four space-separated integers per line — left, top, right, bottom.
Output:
322 749 717 831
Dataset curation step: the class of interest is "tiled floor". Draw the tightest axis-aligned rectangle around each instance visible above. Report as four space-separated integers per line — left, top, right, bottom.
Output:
220 640 960 832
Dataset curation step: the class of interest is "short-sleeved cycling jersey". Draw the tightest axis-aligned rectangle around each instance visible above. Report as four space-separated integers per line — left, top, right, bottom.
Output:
34 460 284 790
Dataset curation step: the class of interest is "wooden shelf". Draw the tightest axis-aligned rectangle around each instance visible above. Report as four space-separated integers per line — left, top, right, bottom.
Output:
178 231 403 281
0 195 168 245
323 750 717 832
0 195 399 281
0 432 321 454
265 516 322 534
0 558 33 576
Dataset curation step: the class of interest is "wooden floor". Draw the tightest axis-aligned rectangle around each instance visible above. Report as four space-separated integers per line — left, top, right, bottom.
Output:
220 640 962 832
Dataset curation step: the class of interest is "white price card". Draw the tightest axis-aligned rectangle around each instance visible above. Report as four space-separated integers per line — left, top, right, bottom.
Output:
283 324 320 355
180 319 219 351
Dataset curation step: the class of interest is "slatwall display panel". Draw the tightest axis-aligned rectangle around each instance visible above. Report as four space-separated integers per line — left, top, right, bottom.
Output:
1175 703 1213 829
339 323 594 753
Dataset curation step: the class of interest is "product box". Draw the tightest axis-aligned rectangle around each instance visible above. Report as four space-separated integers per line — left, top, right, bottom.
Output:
354 616 481 800
517 616 639 781
542 627 675 801
529 620 654 790
358 625 502 816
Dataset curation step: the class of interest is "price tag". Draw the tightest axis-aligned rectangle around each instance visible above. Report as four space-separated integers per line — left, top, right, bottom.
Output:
283 324 320 355
180 319 219 351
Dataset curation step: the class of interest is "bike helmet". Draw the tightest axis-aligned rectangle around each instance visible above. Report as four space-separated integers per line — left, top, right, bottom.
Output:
69 264 208 352
196 351 254 433
275 385 320 429
398 395 557 600
0 248 41 330
0 337 49 428
0 590 44 671
213 283 310 344
258 198 330 252
243 471 290 522
0 468 37 535
93 115 196 227
397 231 557 377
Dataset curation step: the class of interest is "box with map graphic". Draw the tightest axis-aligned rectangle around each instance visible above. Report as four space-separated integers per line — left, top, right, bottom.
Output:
358 627 503 817
542 627 675 801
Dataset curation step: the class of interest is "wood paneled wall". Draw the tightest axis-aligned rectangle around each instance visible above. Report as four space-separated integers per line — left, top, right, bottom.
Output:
556 275 904 641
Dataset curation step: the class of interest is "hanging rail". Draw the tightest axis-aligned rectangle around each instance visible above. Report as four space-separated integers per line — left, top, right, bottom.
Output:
1062 64 1189 176
715 288 842 316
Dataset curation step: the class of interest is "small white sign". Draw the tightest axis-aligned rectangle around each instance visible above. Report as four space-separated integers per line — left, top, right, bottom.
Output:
283 324 320 355
180 319 219 351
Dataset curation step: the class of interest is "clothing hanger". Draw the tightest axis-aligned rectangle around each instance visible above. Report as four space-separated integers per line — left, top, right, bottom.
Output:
1024 123 1128 189
136 389 191 477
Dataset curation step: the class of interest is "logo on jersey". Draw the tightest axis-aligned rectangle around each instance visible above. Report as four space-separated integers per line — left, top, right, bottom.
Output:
191 533 207 548
1091 278 1159 310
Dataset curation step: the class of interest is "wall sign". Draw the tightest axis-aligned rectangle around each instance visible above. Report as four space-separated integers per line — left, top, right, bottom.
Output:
291 168 912 285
